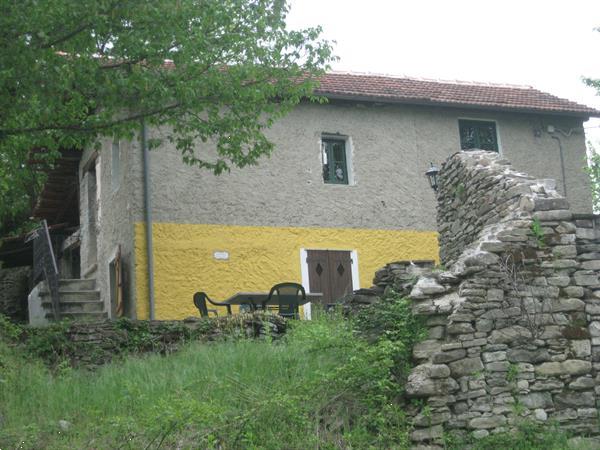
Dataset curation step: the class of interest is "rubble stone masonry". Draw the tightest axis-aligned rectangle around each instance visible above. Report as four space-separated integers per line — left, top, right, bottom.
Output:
373 151 600 445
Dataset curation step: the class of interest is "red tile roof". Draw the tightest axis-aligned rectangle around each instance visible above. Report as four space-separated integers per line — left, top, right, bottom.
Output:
315 72 600 117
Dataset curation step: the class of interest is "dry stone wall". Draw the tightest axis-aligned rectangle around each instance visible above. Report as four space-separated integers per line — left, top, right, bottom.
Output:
403 151 600 446
0 266 30 322
22 313 287 369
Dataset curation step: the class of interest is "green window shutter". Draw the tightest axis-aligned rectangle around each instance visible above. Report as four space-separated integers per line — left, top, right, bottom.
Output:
322 138 349 184
459 120 499 152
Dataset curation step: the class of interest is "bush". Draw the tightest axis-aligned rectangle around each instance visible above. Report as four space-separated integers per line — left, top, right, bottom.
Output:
0 313 22 340
280 291 426 448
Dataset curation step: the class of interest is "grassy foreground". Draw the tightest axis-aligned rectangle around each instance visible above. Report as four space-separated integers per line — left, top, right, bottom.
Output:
0 304 419 449
0 296 585 449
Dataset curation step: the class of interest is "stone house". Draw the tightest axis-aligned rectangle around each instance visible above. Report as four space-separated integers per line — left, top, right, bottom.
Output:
29 72 600 322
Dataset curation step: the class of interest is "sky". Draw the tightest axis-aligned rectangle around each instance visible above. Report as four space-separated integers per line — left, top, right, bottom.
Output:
287 0 600 145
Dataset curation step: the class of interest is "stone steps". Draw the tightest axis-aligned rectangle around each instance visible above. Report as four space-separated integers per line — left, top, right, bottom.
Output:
38 278 104 322
42 298 104 313
58 279 97 291
44 311 108 321
40 290 100 302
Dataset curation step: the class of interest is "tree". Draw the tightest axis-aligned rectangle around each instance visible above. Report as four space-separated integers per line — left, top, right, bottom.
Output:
586 142 600 212
0 146 44 236
0 0 334 234
584 27 600 212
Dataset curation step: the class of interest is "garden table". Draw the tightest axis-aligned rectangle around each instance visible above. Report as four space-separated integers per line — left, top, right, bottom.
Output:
223 291 323 318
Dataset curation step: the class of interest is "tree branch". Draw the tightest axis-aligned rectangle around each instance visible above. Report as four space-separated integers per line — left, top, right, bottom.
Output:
40 21 95 49
0 102 182 136
40 0 122 49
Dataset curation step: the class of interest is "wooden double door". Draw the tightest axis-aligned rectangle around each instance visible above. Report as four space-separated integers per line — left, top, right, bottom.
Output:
306 250 354 304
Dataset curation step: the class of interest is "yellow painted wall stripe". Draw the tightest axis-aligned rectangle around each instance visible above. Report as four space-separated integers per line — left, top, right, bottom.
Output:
134 222 438 320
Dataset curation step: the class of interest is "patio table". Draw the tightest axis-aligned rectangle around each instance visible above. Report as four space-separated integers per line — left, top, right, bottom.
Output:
223 291 322 309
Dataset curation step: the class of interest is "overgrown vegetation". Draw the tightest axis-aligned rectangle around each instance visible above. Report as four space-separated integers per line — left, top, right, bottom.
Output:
0 292 424 449
586 141 600 213
0 159 43 237
3 313 284 368
0 294 584 449
445 420 576 450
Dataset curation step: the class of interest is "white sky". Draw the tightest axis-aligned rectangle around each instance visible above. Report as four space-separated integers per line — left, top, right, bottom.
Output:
287 0 600 145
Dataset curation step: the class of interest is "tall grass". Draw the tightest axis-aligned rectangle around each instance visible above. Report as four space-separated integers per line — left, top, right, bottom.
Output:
0 308 412 449
1 297 582 449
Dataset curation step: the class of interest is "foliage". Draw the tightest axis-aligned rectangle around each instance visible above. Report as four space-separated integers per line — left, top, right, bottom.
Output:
454 182 466 202
530 217 545 248
585 141 600 212
0 295 423 449
353 290 427 382
12 313 284 368
0 155 44 236
506 362 519 382
22 321 75 364
585 40 600 212
0 0 334 233
446 420 571 450
0 314 23 341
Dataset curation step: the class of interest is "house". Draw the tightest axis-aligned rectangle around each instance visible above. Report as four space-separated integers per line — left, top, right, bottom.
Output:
28 72 600 322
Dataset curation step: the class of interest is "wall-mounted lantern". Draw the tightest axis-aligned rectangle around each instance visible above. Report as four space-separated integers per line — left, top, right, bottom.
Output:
425 162 440 191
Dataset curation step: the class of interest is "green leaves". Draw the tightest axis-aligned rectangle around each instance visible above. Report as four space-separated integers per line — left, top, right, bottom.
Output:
586 142 600 213
0 0 334 233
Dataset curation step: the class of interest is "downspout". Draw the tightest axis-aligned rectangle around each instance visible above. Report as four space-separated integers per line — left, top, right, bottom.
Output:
141 119 156 320
550 134 568 197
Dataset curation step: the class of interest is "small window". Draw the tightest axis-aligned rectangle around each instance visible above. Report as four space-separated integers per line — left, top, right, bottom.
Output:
321 138 348 184
111 139 120 190
459 120 499 152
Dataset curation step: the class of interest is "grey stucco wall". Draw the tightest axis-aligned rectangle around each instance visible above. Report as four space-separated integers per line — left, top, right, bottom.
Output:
141 101 591 231
79 137 138 317
80 100 592 317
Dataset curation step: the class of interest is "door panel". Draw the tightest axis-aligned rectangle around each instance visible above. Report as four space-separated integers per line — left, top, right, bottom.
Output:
306 250 353 304
306 250 331 305
327 250 353 301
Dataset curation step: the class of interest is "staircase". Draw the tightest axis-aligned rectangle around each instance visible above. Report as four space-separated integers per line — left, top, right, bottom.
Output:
38 279 107 322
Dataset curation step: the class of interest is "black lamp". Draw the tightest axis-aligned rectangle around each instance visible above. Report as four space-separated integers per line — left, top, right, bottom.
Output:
425 162 440 191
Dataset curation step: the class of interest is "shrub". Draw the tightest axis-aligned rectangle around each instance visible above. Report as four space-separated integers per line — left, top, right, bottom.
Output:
353 290 427 383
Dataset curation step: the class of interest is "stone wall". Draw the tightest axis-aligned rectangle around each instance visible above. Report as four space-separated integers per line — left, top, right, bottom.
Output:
402 151 600 446
336 260 435 313
23 312 287 369
0 266 30 322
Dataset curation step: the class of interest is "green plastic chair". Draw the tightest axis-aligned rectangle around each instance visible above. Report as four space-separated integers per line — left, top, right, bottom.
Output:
262 282 305 319
193 292 232 317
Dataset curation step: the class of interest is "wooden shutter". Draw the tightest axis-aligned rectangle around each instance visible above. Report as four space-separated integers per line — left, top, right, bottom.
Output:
306 250 353 304
306 250 331 305
327 250 353 301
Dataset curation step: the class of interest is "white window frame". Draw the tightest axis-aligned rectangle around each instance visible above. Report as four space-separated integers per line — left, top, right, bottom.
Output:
457 117 503 156
299 248 360 319
319 134 355 186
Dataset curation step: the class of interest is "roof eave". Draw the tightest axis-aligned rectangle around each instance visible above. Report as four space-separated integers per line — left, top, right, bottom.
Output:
316 92 599 119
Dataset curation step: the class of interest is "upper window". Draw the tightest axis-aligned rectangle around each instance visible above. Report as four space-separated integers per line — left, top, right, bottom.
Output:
459 120 499 152
321 138 348 184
